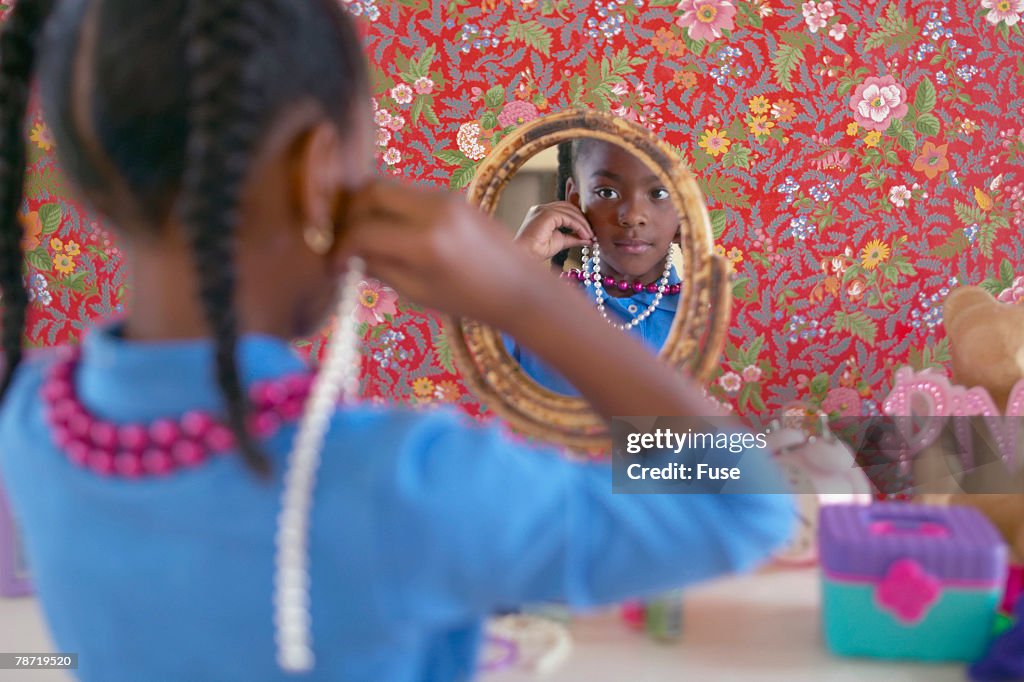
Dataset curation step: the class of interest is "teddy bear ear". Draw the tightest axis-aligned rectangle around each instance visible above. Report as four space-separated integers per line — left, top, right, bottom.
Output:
942 286 995 326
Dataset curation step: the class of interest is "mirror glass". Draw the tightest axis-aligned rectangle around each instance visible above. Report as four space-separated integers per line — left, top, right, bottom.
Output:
494 139 686 397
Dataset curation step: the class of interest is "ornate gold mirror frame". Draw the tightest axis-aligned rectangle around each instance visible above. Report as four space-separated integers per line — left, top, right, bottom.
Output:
444 108 731 452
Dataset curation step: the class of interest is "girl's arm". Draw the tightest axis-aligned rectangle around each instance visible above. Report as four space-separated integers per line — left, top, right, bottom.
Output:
354 409 794 624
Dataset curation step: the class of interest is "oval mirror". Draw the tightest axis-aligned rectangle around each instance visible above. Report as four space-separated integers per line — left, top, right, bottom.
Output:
444 109 731 452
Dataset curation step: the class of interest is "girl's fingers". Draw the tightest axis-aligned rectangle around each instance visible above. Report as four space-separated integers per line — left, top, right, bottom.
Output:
554 236 592 253
543 206 593 241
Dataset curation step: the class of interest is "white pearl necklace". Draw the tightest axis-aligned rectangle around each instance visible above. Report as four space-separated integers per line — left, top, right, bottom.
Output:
581 244 672 330
275 257 365 674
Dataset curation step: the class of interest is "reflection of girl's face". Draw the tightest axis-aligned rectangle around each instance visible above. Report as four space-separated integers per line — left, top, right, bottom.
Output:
566 141 680 283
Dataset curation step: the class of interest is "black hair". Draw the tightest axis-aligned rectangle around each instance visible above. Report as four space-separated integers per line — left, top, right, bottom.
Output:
552 139 595 269
0 0 369 477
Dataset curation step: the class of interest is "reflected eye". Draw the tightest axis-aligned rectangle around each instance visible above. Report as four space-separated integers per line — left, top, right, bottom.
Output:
594 187 619 200
651 188 670 201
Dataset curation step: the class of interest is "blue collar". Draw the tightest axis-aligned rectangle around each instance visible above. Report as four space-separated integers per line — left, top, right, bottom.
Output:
76 323 309 420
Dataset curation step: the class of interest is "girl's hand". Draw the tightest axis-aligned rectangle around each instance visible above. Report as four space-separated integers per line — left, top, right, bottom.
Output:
514 202 594 261
339 180 547 325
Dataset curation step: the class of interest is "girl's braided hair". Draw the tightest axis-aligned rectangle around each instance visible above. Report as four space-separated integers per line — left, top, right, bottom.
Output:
0 0 368 476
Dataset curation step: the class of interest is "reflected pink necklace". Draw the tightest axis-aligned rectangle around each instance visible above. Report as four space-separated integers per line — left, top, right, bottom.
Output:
561 268 682 295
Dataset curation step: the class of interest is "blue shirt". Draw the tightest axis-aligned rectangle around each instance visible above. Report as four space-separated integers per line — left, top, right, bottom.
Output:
505 269 680 395
0 324 793 681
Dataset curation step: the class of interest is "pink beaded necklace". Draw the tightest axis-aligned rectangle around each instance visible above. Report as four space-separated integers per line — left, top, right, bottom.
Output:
561 268 682 295
41 347 316 477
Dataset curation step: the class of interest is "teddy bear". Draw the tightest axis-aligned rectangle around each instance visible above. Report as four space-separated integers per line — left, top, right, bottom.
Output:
911 286 1024 562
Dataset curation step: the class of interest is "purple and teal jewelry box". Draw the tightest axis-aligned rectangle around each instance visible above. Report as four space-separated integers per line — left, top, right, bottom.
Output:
819 502 1007 661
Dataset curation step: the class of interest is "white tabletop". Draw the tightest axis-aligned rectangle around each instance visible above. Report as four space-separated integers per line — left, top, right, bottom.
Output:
0 567 970 681
484 567 968 682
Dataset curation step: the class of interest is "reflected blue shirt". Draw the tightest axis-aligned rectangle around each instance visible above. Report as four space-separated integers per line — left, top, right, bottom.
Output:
505 269 681 395
0 324 792 681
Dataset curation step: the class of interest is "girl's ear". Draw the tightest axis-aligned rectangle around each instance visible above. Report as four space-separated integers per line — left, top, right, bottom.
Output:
289 121 344 239
565 176 581 210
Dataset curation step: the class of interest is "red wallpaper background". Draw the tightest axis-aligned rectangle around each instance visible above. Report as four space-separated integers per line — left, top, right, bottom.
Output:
6 0 1024 428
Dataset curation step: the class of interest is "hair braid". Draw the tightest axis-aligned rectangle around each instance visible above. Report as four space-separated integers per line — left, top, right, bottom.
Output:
550 140 575 270
0 0 55 400
179 0 277 477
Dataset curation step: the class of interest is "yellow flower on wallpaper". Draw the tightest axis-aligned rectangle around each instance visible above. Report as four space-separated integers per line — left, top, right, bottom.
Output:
973 186 993 211
29 122 54 151
726 247 743 265
715 244 727 257
748 115 774 136
50 237 63 251
412 377 435 398
64 240 81 256
863 131 881 147
698 128 731 157
861 240 890 270
846 122 859 136
748 95 770 114
53 253 75 276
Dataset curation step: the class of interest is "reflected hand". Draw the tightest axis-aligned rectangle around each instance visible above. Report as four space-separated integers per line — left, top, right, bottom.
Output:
514 202 595 261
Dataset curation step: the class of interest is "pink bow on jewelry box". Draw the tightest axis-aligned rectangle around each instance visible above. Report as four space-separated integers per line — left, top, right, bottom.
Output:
882 366 1024 477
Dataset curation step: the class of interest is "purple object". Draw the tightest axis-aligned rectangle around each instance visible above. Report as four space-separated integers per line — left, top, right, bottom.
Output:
819 503 1007 584
820 503 1008 661
0 480 31 597
479 635 518 672
969 596 1024 681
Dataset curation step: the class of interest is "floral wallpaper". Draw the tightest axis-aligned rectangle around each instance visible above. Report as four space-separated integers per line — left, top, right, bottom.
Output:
5 0 1024 430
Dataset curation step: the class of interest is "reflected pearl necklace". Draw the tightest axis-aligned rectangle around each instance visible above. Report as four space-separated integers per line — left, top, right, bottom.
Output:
275 257 365 674
581 243 672 330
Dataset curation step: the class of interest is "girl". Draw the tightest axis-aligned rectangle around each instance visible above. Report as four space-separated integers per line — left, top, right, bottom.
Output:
507 139 682 395
0 1 793 681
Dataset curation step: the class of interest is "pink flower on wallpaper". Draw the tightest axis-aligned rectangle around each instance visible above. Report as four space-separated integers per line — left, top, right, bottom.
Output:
801 0 834 33
675 0 737 41
982 0 1023 26
829 22 847 40
875 559 941 623
804 13 826 33
376 127 391 147
821 387 861 417
390 84 413 105
383 148 401 166
741 365 763 382
413 77 435 95
888 185 911 207
997 276 1024 304
497 100 539 128
355 280 399 326
373 108 392 127
849 76 909 132
719 371 742 393
386 114 405 132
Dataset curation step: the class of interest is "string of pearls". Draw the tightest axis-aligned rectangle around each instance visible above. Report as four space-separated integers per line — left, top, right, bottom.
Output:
275 257 366 674
581 243 673 330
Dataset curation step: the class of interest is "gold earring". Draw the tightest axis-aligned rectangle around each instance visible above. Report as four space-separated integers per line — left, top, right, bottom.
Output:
303 224 334 256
